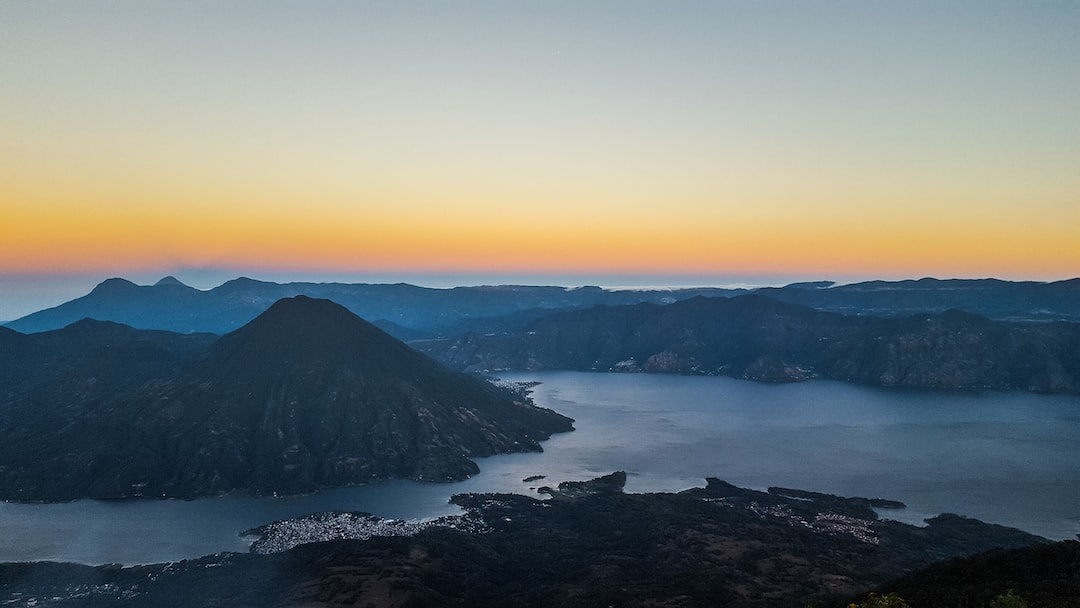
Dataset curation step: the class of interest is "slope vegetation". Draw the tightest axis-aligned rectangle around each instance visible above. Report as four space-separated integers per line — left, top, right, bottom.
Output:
419 295 1080 393
0 297 573 500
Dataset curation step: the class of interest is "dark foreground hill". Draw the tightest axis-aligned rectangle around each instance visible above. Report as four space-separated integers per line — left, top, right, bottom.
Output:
418 294 1080 393
0 296 572 500
0 474 1046 608
874 539 1080 608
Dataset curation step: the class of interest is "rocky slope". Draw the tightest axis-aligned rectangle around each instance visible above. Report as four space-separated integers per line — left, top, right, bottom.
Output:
417 294 1080 393
0 297 573 500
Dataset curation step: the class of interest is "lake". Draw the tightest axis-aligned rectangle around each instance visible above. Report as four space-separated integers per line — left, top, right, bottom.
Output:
2 371 1078 565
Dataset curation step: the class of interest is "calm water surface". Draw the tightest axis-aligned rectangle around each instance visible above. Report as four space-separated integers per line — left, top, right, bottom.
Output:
2 372 1078 564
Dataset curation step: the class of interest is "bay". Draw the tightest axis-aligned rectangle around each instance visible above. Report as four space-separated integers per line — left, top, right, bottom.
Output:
2 371 1078 565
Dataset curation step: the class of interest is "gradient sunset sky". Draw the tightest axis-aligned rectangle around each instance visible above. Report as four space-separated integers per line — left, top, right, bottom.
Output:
2 2 1078 319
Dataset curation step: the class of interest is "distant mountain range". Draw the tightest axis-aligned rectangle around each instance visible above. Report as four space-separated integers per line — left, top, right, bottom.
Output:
4 276 1080 394
417 294 1080 393
0 296 572 501
6 276 1080 337
759 277 1080 322
2 276 742 336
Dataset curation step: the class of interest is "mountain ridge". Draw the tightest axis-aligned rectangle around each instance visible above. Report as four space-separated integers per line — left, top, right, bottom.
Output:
8 276 1079 337
417 293 1080 393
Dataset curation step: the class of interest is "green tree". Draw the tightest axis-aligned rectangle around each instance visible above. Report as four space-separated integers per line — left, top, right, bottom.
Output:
989 589 1028 608
858 592 910 608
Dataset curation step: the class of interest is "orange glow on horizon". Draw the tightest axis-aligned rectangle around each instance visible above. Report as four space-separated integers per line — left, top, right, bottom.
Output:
4 188 1077 282
3 2 1078 290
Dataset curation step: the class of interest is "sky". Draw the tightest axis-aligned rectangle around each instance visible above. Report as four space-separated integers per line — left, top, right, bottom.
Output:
2 1 1078 320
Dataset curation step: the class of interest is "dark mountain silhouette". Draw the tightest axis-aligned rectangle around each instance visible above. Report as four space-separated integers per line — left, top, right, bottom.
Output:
762 277 1080 322
153 275 189 287
0 297 573 500
418 294 1080 393
6 276 1079 339
2 277 743 336
0 318 216 391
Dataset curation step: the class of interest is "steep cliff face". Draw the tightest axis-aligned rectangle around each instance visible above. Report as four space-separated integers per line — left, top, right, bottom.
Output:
418 295 1080 393
0 297 573 501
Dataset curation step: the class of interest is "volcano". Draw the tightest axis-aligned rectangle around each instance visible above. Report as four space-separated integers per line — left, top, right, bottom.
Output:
0 296 573 500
